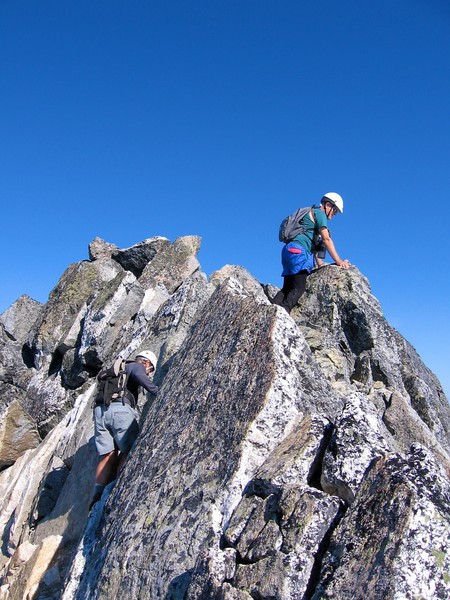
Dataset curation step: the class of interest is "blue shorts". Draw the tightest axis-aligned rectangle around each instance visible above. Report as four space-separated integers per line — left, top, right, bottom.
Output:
94 403 139 455
281 242 315 276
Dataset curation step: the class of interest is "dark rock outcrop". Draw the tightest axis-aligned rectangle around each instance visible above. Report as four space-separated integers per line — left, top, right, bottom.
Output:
0 238 449 600
0 295 43 344
111 236 170 277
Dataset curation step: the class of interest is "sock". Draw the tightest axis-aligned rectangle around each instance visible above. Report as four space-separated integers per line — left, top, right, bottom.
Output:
92 483 105 502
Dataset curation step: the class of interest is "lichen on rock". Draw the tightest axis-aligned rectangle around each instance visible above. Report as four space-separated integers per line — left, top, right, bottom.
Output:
0 238 449 600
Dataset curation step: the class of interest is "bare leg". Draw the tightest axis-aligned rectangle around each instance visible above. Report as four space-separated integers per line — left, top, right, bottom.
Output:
95 450 120 486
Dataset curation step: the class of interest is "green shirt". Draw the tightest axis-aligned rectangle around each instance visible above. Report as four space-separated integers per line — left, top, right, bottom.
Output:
293 207 328 252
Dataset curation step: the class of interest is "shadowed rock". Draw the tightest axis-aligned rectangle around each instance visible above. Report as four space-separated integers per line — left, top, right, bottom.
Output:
111 236 170 277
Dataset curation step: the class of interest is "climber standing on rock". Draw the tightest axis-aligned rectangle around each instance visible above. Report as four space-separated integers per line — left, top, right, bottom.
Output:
272 192 351 314
91 350 159 507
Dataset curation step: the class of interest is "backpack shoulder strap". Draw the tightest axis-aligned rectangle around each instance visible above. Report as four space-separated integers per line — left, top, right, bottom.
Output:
112 356 127 376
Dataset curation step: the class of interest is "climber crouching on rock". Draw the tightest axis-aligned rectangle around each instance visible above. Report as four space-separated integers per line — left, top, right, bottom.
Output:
272 192 351 314
90 350 159 508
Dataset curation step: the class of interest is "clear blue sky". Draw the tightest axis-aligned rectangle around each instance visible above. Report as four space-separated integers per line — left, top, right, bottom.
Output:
1 1 449 398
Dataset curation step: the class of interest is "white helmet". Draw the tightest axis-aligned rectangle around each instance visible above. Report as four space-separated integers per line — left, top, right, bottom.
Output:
136 350 158 368
322 192 344 213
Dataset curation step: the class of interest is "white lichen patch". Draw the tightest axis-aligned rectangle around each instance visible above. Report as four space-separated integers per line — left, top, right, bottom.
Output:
394 502 450 599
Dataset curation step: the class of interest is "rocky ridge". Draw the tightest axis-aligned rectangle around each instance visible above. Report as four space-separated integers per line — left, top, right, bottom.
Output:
0 235 449 599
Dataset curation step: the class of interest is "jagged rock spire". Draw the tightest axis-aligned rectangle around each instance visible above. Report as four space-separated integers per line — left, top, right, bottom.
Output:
0 237 449 599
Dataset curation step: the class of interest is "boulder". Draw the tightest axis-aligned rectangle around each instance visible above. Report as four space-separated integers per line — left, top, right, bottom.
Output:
111 236 170 277
26 258 126 369
138 235 201 293
88 237 119 261
0 295 43 344
0 398 40 470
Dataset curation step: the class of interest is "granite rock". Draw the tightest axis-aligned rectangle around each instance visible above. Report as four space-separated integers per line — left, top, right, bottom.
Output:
0 239 449 600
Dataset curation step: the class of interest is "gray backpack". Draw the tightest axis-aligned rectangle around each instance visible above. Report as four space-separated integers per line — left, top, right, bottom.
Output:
94 357 131 408
279 206 316 243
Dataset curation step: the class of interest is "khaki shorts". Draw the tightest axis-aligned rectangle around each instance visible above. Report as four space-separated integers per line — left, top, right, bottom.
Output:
94 403 139 455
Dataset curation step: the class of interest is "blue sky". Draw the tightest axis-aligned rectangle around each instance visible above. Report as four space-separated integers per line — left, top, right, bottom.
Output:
1 1 449 398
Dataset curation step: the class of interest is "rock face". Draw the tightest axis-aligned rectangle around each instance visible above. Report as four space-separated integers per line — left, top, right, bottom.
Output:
0 239 449 600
